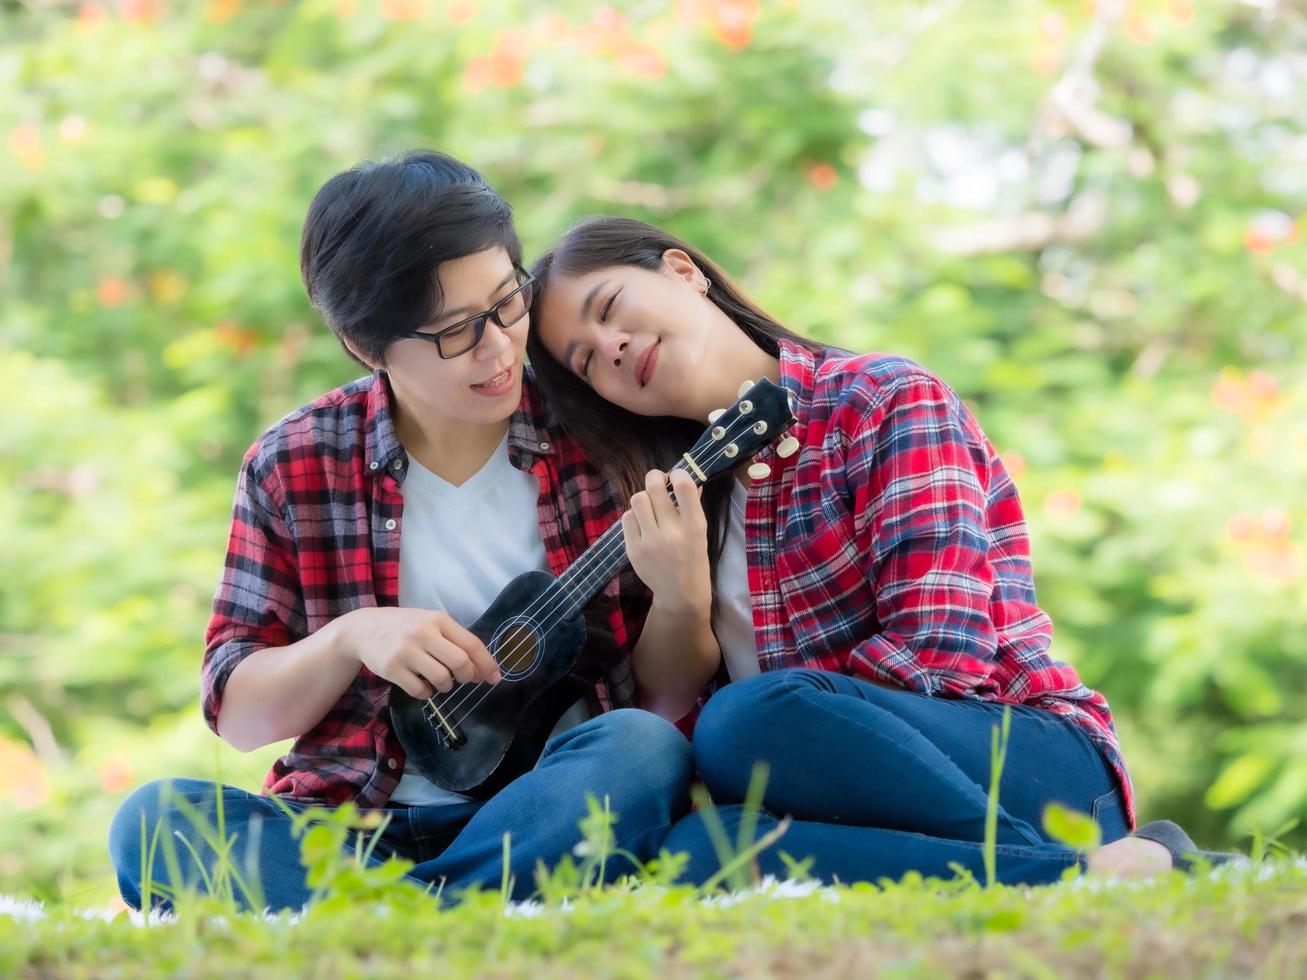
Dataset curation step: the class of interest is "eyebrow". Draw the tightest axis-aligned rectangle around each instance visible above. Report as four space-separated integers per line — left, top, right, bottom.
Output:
430 270 518 325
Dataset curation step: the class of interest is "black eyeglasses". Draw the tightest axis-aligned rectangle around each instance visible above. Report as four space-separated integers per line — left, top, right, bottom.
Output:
400 267 536 359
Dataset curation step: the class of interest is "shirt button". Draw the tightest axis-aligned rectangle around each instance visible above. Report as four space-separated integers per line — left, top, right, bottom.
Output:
369 461 379 471
386 758 398 770
392 459 404 471
384 518 397 531
539 442 550 451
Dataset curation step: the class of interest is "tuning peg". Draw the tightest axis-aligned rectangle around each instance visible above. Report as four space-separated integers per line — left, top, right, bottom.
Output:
738 379 754 397
723 444 739 458
747 462 771 480
776 436 800 458
708 408 727 423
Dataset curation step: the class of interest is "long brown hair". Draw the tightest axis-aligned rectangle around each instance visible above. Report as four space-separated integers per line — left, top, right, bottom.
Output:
526 217 826 569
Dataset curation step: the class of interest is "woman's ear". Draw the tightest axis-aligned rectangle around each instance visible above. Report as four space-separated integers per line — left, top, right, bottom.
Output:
660 248 705 289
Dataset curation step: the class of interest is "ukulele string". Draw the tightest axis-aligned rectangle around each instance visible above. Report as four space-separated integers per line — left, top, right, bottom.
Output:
427 413 767 728
424 411 775 733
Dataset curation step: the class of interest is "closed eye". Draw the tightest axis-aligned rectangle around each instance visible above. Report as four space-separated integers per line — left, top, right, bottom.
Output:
579 350 593 380
600 290 618 322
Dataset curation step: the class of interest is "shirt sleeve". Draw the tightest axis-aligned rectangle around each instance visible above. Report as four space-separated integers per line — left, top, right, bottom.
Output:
200 451 303 734
841 374 1007 698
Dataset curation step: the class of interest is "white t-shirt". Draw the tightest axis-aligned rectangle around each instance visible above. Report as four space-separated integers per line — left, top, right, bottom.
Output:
711 479 761 682
390 435 589 806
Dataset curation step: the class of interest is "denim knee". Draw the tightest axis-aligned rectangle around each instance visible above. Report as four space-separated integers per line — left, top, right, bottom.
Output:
693 671 823 798
110 779 178 871
585 708 693 801
109 778 239 870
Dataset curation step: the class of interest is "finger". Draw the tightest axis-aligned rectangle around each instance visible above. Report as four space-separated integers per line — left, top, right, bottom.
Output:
434 616 501 684
668 470 704 523
645 469 679 525
629 489 657 534
393 666 434 701
422 633 481 685
620 512 645 567
408 653 455 694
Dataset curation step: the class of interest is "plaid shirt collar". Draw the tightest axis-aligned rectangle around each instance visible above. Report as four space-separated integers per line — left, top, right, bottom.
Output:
774 337 818 438
361 369 561 479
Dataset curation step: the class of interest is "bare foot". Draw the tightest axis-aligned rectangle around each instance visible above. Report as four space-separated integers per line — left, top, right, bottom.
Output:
1084 837 1173 879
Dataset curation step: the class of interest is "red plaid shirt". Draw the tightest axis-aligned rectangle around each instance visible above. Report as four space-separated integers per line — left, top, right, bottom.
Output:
202 370 647 807
721 340 1135 825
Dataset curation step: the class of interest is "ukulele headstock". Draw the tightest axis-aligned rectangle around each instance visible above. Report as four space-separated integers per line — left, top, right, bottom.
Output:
680 378 798 485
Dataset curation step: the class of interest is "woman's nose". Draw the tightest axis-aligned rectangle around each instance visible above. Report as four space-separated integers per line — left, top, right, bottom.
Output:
476 317 513 357
610 339 628 368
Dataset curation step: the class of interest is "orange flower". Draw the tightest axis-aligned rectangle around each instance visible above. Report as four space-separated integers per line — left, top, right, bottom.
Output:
120 0 163 23
1039 12 1068 40
1124 12 1154 43
97 276 131 308
617 42 668 80
205 0 242 24
1045 488 1082 520
9 123 44 172
1227 509 1300 584
78 2 106 31
1210 367 1283 423
98 759 134 795
534 13 570 44
1032 52 1059 76
708 0 759 50
1243 210 1297 254
1226 513 1257 542
1261 508 1289 538
592 6 626 34
808 163 838 191
446 0 476 23
0 737 50 810
215 320 258 356
381 0 425 21
575 7 633 58
1169 0 1195 25
1245 538 1301 585
463 31 527 91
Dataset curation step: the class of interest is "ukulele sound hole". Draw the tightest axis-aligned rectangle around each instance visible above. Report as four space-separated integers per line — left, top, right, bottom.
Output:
492 619 542 681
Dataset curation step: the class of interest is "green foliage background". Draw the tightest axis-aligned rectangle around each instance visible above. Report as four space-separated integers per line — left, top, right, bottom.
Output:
1 0 1304 905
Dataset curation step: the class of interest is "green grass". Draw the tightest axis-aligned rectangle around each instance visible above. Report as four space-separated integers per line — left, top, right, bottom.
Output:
6 719 1304 977
4 861 1306 978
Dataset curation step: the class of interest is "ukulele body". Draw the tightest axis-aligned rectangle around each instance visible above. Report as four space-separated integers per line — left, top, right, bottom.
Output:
388 569 588 800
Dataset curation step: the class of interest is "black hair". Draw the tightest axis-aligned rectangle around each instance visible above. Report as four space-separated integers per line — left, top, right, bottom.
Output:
300 149 522 367
526 217 826 571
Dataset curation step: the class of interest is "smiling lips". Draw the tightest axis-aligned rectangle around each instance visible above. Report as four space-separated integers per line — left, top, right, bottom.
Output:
471 364 515 395
635 341 659 388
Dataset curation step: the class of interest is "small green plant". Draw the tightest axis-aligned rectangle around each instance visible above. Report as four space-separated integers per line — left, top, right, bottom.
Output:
1247 817 1301 865
689 762 794 893
982 706 1013 888
531 793 649 904
131 780 266 918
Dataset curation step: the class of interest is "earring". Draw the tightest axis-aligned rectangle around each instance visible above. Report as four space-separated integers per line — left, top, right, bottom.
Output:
702 278 712 294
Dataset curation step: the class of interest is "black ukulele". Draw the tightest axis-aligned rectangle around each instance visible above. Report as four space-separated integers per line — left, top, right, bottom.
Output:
389 378 799 798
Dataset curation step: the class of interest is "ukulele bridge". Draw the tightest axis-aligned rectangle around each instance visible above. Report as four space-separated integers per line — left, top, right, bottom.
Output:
423 698 467 749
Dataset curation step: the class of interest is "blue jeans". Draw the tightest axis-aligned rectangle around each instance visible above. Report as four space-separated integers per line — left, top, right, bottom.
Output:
109 709 692 911
664 669 1129 887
